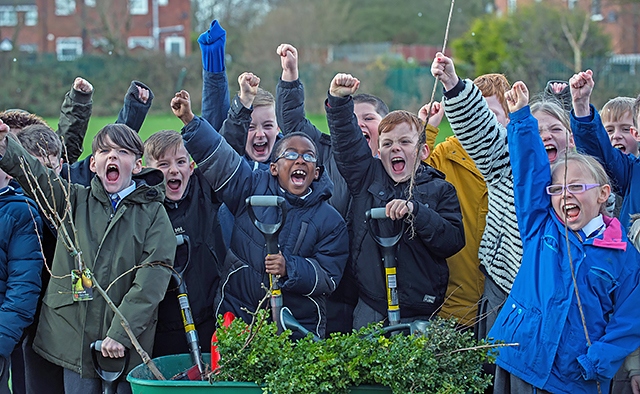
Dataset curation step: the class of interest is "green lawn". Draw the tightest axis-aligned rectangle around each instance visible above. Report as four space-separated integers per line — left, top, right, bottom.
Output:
43 113 452 161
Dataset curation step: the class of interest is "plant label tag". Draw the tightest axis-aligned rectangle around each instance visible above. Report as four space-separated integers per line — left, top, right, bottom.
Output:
72 269 93 301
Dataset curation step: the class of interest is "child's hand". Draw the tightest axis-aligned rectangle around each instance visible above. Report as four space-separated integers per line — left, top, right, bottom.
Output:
418 101 444 127
73 77 93 94
277 43 299 82
265 252 287 277
171 90 194 125
136 84 150 104
431 52 458 91
505 81 529 113
237 72 260 108
632 375 640 394
329 73 360 98
101 336 126 358
386 199 414 221
569 69 594 117
549 81 568 94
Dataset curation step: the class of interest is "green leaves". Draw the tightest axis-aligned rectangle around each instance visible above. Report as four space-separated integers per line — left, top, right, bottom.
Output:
211 312 494 394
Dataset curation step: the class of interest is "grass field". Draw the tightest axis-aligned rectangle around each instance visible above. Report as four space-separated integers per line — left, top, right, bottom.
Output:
43 113 453 161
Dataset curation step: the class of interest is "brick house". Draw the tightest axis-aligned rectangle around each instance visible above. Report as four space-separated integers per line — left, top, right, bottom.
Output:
492 0 640 55
0 0 191 60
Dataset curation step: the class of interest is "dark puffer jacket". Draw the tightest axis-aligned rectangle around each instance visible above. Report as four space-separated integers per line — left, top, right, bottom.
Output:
182 116 349 339
0 184 43 359
326 94 465 319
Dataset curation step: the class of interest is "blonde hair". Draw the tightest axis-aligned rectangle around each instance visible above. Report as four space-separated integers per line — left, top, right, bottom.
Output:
550 152 610 215
531 100 571 133
144 130 188 163
601 97 635 125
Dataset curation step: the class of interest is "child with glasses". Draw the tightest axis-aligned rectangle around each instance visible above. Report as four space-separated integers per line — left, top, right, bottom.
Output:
487 80 640 394
171 90 348 339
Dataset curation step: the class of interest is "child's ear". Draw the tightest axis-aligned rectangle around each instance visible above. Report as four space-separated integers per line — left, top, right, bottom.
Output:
597 184 611 205
189 159 195 174
132 158 143 174
89 156 97 173
269 162 278 177
419 143 430 161
632 126 640 141
314 165 321 180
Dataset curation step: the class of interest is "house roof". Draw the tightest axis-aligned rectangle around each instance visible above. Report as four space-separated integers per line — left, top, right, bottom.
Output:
0 0 36 5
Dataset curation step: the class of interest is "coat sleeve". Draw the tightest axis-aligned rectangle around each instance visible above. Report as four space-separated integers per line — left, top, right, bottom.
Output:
57 86 92 164
571 106 635 196
218 95 253 157
0 200 43 358
276 79 324 141
181 115 255 215
115 81 154 133
507 105 551 241
326 94 375 194
280 215 349 297
443 79 512 188
577 254 640 382
106 203 175 347
411 178 465 259
202 69 230 132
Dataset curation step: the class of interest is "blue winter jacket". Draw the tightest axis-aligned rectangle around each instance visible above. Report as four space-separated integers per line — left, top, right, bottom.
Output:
181 116 349 339
571 105 640 231
489 106 640 394
0 183 43 358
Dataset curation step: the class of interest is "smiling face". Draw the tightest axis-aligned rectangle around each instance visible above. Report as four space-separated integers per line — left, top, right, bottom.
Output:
245 105 279 163
145 144 194 201
550 159 610 231
534 110 574 164
604 113 640 156
379 122 428 183
354 102 383 157
269 135 319 196
90 135 142 194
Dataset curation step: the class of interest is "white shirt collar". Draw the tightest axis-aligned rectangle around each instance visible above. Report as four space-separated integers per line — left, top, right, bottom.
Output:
582 214 605 238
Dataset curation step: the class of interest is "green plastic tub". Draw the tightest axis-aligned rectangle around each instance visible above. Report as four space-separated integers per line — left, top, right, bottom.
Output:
127 353 391 394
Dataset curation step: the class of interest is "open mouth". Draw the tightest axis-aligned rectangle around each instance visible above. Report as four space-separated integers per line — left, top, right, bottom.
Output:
166 178 182 192
391 157 405 174
614 144 626 153
562 203 580 221
545 145 558 163
253 141 268 156
106 164 120 182
291 169 307 186
363 132 370 143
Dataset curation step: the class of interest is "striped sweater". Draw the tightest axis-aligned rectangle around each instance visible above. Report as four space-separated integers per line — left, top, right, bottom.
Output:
443 79 522 293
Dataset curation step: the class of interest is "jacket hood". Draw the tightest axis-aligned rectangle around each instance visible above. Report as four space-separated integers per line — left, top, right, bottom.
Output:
91 167 166 205
593 215 627 251
0 183 35 207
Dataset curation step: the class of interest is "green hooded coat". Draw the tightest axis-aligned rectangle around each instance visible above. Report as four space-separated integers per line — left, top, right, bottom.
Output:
0 137 175 378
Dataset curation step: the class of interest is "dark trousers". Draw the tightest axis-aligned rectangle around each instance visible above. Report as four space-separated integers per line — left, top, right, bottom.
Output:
0 357 10 394
63 368 132 394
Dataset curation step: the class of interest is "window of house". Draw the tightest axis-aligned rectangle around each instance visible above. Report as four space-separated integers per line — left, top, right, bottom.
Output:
130 0 148 15
164 36 185 57
22 6 38 26
568 0 577 10
56 37 82 61
85 0 96 6
128 36 154 49
591 0 603 21
507 0 517 13
0 7 18 26
158 0 168 5
55 0 76 16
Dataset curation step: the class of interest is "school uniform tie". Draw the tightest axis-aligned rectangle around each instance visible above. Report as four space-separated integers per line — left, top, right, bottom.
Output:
111 195 120 210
